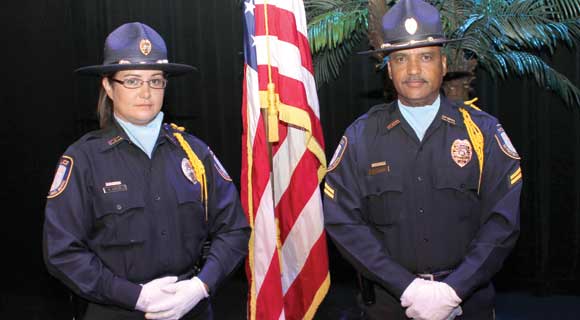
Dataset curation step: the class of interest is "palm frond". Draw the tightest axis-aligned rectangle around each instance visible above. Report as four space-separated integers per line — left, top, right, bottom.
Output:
491 51 580 107
305 0 368 84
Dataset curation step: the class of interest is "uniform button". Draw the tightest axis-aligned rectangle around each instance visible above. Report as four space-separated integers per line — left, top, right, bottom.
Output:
116 204 123 210
423 238 429 242
417 176 423 182
161 230 167 236
460 183 466 189
418 208 424 214
154 195 161 201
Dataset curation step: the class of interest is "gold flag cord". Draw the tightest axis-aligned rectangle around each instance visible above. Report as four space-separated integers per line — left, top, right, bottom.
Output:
263 0 279 143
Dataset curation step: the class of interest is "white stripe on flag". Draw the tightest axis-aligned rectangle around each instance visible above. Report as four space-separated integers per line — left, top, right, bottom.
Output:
253 180 277 295
254 0 308 37
272 127 307 204
245 66 261 145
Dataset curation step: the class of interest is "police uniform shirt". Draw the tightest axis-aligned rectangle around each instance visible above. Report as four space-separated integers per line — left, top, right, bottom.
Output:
44 122 250 310
323 96 522 302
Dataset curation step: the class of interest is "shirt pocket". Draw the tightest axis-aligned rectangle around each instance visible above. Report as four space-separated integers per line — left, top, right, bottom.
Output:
433 167 480 219
363 173 404 226
93 191 147 247
174 186 207 264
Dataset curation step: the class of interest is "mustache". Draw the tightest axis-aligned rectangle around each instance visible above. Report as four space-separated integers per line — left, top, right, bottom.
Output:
403 76 427 83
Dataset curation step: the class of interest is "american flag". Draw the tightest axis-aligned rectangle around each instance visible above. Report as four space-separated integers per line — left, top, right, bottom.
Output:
241 0 330 319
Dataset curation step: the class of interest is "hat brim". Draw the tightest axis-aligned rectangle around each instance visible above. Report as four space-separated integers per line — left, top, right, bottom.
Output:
75 62 197 76
357 38 465 55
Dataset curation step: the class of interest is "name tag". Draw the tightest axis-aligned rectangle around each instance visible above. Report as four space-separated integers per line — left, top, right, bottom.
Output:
369 161 389 175
103 181 128 193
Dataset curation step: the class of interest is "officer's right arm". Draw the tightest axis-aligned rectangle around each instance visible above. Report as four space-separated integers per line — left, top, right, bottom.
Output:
43 151 142 310
323 129 415 298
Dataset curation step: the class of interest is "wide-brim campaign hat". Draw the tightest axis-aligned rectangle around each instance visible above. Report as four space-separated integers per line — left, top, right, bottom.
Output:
75 22 196 76
359 0 464 55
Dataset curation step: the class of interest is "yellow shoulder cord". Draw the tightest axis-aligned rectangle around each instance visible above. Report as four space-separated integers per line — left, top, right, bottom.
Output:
170 123 208 222
460 101 484 194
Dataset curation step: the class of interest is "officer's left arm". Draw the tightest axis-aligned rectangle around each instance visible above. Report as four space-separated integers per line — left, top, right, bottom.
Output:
196 150 250 293
444 121 522 300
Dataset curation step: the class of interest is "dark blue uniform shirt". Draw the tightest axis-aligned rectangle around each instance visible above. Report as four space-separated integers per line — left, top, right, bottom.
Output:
43 122 250 310
323 97 521 309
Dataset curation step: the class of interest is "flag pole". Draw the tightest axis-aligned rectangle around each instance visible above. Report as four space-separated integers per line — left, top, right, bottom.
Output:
261 0 284 276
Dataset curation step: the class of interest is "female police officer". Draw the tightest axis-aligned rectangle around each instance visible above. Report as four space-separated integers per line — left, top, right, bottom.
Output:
43 22 250 320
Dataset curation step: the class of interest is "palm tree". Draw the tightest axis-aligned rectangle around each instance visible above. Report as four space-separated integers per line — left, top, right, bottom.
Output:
305 0 580 107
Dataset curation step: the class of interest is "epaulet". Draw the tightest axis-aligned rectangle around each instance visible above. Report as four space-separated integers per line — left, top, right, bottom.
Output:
367 103 390 115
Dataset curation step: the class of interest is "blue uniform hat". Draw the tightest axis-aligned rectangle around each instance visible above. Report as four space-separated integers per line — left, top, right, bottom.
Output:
75 22 196 76
360 0 463 55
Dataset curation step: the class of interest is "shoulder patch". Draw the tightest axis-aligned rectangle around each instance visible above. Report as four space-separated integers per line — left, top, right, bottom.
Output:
209 149 232 182
47 156 74 198
494 124 520 160
328 136 348 172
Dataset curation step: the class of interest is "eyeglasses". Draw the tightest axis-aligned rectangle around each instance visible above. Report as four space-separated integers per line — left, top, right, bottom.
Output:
111 78 168 89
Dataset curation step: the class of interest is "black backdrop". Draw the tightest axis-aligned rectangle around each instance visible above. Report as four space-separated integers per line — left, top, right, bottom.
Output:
1 0 579 314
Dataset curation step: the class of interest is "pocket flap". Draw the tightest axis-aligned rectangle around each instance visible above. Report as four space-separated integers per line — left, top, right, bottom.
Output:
365 173 403 196
435 167 478 192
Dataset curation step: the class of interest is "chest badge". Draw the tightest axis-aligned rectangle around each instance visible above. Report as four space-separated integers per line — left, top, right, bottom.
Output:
451 139 473 168
181 158 198 184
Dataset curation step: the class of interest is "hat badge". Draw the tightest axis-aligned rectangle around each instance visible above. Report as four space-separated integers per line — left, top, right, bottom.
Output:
139 39 152 56
404 18 418 35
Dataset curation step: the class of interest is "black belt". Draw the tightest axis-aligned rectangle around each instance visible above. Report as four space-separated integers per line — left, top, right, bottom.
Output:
416 269 454 281
359 269 454 306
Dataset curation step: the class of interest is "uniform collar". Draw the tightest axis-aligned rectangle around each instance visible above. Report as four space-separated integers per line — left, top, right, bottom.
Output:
98 120 176 152
382 95 464 135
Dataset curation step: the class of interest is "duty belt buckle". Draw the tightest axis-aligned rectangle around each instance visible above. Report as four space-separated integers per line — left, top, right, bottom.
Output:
417 273 435 281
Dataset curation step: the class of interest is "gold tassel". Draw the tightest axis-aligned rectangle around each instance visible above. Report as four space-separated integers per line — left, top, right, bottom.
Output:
267 83 279 142
171 124 208 221
459 108 484 193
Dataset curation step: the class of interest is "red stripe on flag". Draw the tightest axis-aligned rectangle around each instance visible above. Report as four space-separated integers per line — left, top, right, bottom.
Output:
276 151 320 243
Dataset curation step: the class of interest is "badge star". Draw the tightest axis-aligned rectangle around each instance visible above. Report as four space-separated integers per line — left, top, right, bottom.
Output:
245 0 255 15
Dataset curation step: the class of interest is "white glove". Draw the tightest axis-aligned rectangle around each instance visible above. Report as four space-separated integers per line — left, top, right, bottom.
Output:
135 276 178 312
145 276 209 320
400 278 462 320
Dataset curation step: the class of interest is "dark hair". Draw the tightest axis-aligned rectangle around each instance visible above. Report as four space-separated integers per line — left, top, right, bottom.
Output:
96 80 114 129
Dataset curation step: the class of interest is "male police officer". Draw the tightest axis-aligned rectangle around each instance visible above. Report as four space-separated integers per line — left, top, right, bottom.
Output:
323 0 522 319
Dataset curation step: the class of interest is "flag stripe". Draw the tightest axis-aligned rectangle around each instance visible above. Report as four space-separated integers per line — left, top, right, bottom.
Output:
254 4 313 73
284 234 330 318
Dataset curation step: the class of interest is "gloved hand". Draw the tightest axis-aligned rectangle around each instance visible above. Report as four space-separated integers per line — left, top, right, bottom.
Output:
135 276 178 312
144 276 209 320
400 278 462 320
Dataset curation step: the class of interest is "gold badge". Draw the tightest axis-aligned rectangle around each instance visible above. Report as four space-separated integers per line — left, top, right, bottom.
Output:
139 39 152 56
451 139 472 168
